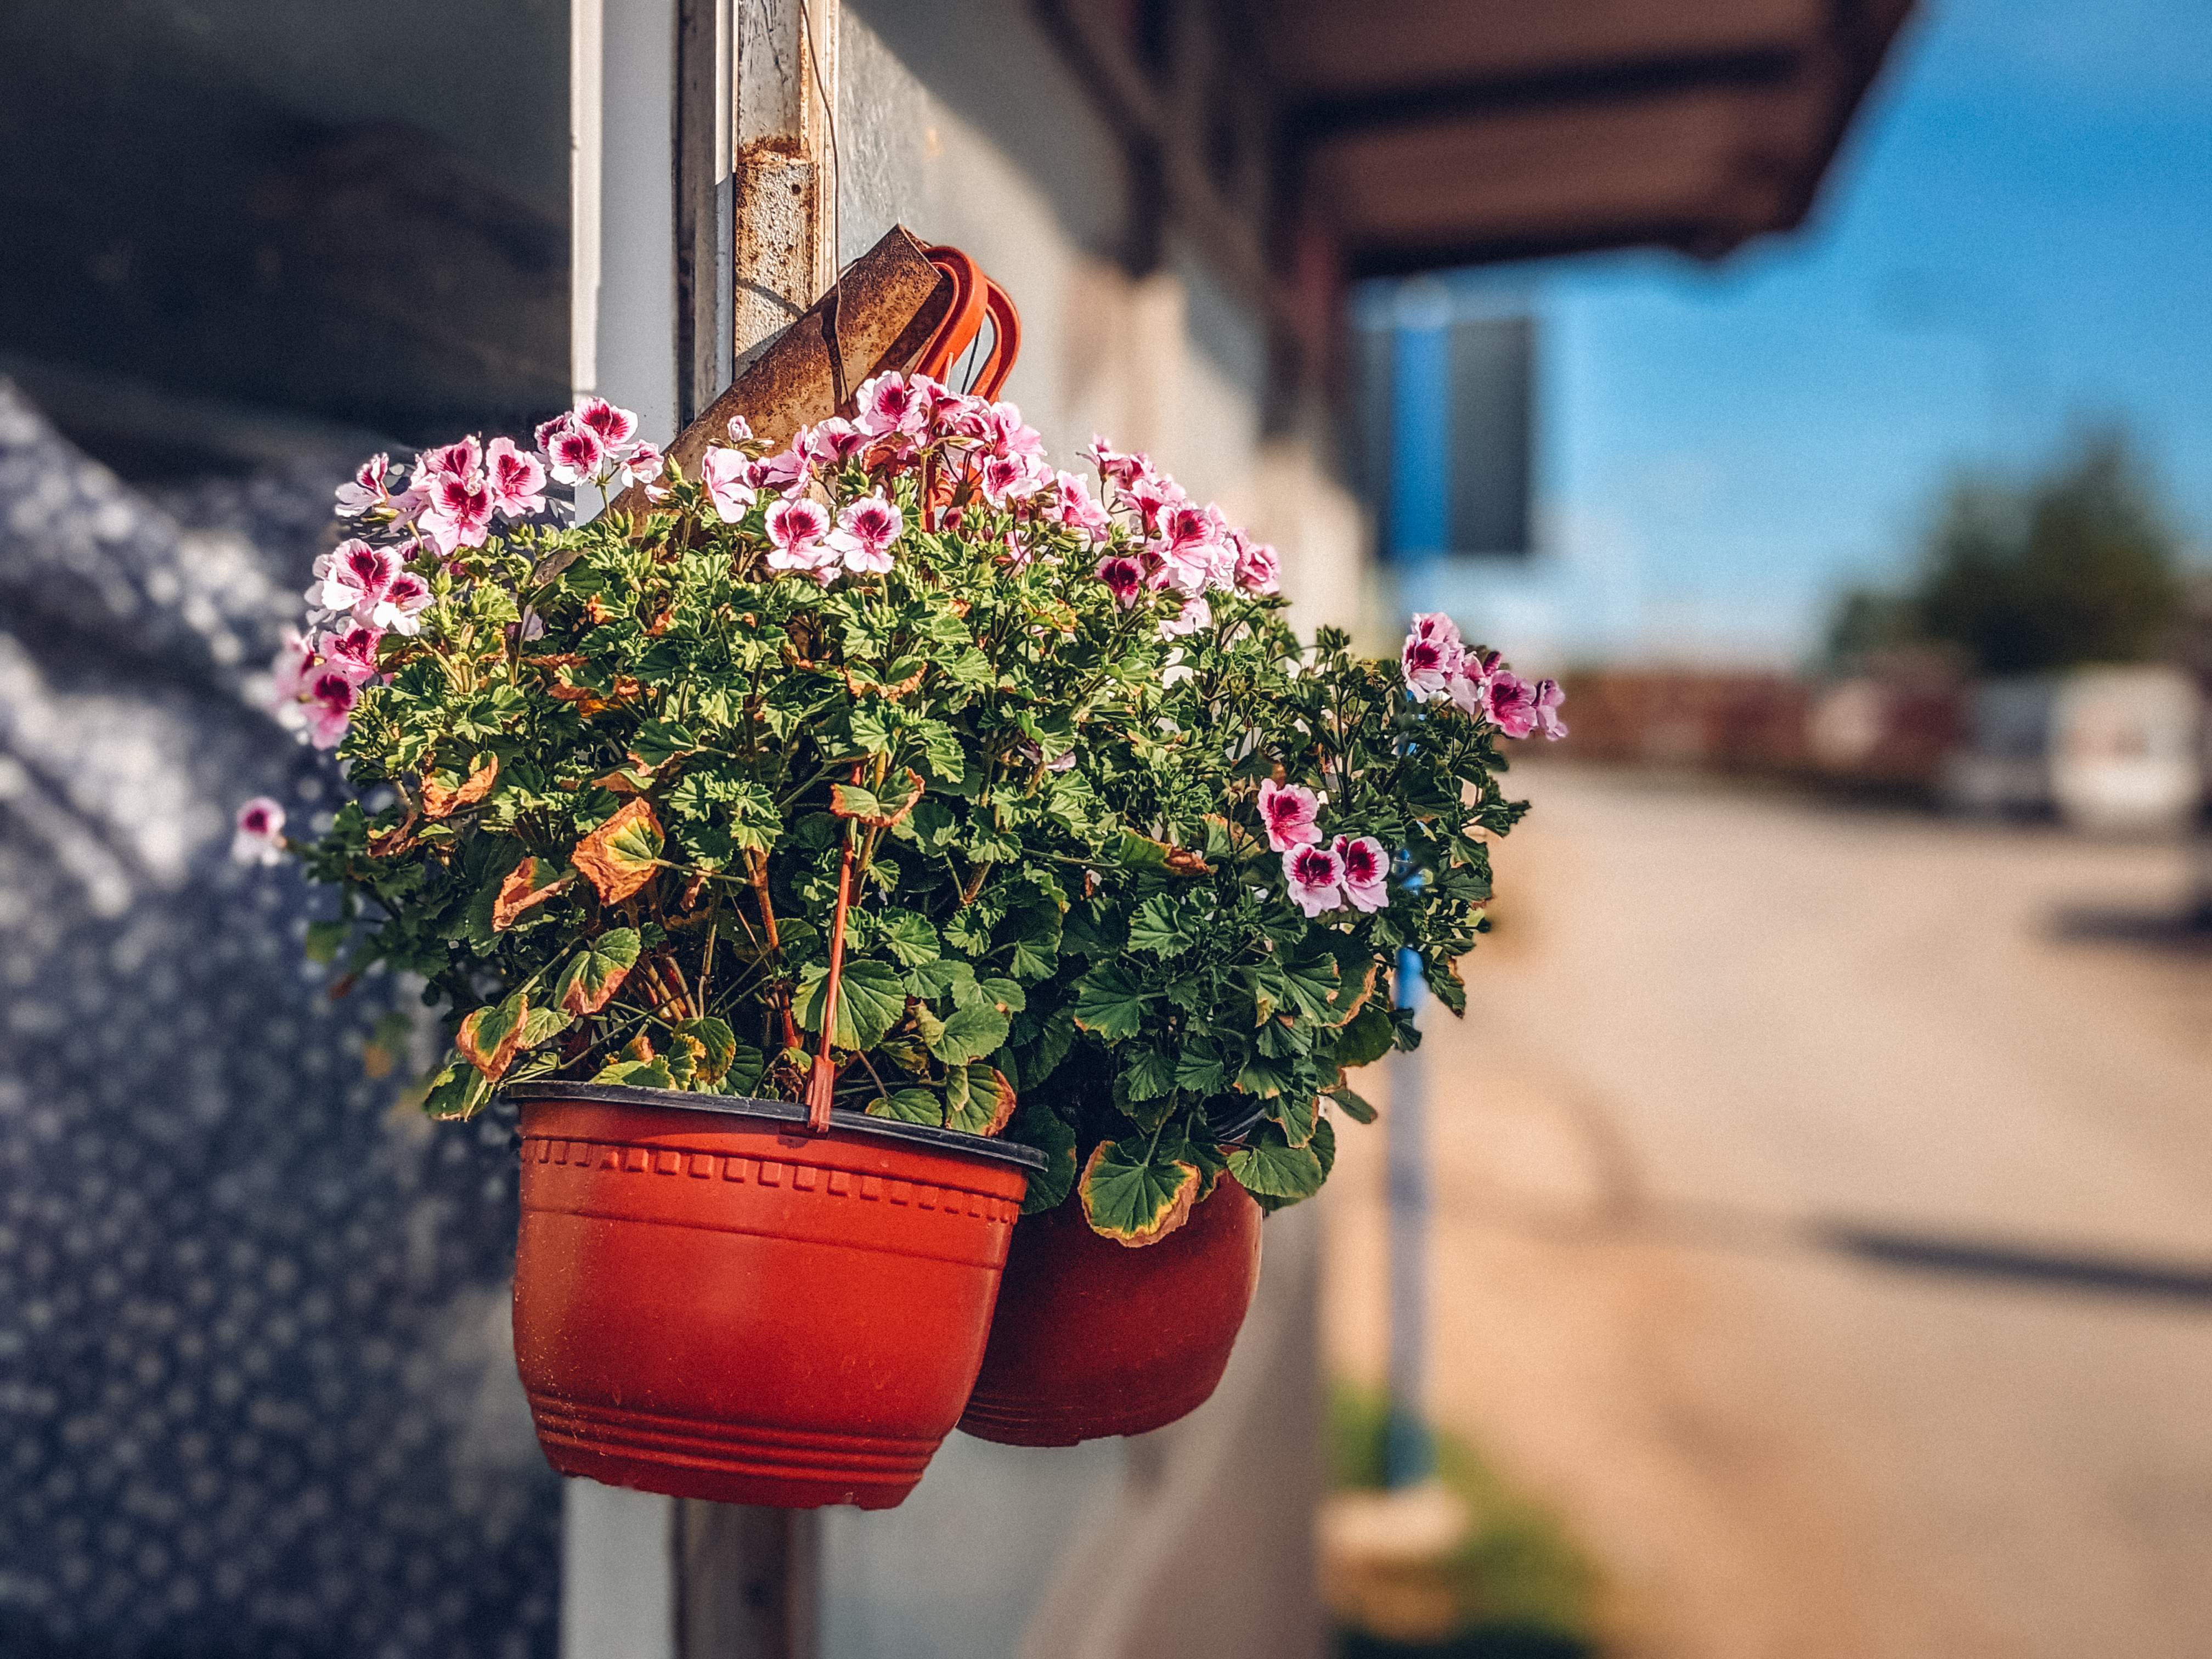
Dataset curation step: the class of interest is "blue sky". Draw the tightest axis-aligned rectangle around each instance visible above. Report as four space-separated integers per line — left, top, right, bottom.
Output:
1396 0 2212 669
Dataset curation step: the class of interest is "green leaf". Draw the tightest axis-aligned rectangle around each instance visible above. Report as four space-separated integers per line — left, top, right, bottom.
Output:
1127 894 1197 957
1009 1005 1077 1092
906 799 957 850
830 784 884 820
796 959 908 1051
975 975 1026 1015
422 1058 493 1121
724 1040 766 1097
1274 939 1342 1024
1173 1038 1226 1096
1421 950 1469 1017
305 918 349 965
1227 1121 1326 1203
1080 1135 1201 1245
555 928 642 1017
595 1057 675 1088
910 718 966 784
519 1002 572 1049
996 900 1062 983
1328 1084 1379 1124
1235 1048 1297 1099
870 908 941 968
1124 1043 1176 1101
905 957 977 1002
1072 963 1151 1040
1011 1100 1076 1215
867 1087 944 1126
630 718 697 767
929 1001 1009 1066
1329 1003 1395 1071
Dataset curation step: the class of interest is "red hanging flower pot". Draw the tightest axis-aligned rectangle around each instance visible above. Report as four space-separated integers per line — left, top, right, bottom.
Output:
957 1172 1263 1446
509 1082 1044 1510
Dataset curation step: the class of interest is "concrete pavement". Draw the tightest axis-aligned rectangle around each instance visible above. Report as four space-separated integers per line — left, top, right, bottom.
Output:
1321 765 2212 1658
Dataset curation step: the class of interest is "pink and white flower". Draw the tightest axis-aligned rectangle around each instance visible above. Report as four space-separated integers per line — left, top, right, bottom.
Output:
230 797 287 866
574 397 637 452
981 402 1046 460
620 440 666 495
486 436 546 518
1401 612 1464 698
1334 835 1389 912
764 496 835 577
1482 669 1539 738
1259 778 1322 852
756 444 812 497
544 419 607 486
854 372 927 437
725 414 755 443
368 571 431 635
420 471 493 555
267 629 317 709
1531 678 1568 740
1096 554 1144 607
303 670 358 749
1083 437 1150 488
803 419 872 467
308 539 400 619
1283 842 1346 918
1232 531 1281 595
334 453 398 517
1155 526 1235 595
701 447 758 524
827 493 903 575
410 437 481 492
317 623 385 684
979 450 1046 505
1048 470 1113 542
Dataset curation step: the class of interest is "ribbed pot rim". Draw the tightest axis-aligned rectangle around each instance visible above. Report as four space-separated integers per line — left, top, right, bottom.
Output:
503 1079 1050 1172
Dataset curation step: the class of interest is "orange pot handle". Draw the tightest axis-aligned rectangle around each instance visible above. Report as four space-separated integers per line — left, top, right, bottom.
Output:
911 246 1022 397
974 280 1022 402
913 246 988 383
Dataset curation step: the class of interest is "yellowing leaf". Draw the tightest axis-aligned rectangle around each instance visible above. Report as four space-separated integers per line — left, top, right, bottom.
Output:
573 798 664 904
456 992 528 1082
555 928 641 1016
1079 1138 1199 1248
493 857 572 931
421 754 499 819
945 1064 1016 1137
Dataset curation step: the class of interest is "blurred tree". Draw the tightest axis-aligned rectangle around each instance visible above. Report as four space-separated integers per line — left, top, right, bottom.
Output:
1826 431 2184 675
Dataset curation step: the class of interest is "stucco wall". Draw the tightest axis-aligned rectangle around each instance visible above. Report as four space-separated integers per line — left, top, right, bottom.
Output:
836 0 1370 641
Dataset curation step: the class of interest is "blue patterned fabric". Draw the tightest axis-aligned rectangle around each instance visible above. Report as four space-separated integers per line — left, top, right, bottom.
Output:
0 382 561 1658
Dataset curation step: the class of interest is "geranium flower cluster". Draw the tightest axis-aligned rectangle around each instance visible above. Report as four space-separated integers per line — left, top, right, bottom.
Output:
266 398 648 751
1401 612 1567 741
1257 778 1390 919
691 371 1282 633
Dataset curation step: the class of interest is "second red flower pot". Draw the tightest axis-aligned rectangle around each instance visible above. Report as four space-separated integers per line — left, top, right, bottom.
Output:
509 1082 1043 1509
957 1172 1262 1446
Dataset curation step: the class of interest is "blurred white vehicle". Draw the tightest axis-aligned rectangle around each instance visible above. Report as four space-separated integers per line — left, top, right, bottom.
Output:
2049 665 2205 837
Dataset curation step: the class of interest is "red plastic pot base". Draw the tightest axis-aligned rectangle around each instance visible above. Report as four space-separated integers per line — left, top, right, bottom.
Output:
958 1174 1262 1446
512 1096 1033 1510
527 1401 928 1509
